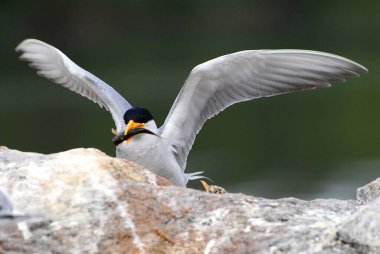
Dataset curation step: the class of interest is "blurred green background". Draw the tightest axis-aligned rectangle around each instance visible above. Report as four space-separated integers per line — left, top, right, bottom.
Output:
1 0 379 199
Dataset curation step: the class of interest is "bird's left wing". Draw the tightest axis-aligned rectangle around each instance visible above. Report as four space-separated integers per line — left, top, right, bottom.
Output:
159 50 367 170
16 39 131 132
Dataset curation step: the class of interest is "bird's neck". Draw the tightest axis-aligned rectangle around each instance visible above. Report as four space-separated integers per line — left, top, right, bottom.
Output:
144 120 158 133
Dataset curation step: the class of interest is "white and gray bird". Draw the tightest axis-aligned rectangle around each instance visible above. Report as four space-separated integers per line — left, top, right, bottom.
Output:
16 39 367 187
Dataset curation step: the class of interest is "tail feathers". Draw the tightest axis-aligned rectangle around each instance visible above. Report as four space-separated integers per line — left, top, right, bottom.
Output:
184 171 214 183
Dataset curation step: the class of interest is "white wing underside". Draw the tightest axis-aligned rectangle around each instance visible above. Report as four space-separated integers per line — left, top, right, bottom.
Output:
16 39 131 132
159 50 367 171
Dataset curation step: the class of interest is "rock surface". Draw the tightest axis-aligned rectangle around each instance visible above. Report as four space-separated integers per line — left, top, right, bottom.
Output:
357 178 380 204
0 146 379 253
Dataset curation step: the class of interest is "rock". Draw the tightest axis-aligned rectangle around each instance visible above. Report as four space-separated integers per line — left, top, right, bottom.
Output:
337 198 380 254
357 178 380 204
0 146 379 253
0 147 170 253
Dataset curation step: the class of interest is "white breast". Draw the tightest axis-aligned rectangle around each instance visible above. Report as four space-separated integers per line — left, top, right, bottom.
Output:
116 133 186 186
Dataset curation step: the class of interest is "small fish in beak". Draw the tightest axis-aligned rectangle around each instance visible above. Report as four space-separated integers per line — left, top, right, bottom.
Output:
113 120 157 146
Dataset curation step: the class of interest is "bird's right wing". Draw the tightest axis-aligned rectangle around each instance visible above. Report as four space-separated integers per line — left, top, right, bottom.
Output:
159 50 368 170
16 39 131 132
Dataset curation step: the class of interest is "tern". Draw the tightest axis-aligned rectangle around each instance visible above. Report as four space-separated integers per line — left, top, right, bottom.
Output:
16 39 367 187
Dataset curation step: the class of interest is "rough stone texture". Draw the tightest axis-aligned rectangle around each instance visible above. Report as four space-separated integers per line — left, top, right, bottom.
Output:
337 197 380 254
357 178 380 204
0 146 379 253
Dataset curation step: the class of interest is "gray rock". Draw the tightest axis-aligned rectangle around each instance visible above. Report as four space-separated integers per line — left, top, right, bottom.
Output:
337 198 380 254
357 178 380 204
0 146 379 253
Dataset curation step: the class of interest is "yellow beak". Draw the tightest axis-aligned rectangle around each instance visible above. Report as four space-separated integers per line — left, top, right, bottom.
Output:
124 120 145 143
200 180 210 192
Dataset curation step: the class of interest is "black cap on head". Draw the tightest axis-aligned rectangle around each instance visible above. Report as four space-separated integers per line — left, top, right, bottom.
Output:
123 107 154 124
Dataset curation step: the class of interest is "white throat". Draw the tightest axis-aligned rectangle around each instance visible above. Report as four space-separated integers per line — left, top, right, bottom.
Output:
143 120 158 133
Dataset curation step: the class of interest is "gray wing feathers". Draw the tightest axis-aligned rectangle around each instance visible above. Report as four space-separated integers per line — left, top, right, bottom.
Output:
160 50 367 170
16 39 131 132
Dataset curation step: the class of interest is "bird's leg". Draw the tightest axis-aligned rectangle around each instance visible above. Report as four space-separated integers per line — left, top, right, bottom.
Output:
200 180 210 192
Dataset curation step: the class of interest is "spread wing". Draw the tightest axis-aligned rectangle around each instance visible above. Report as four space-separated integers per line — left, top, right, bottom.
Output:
16 39 131 132
159 50 367 170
